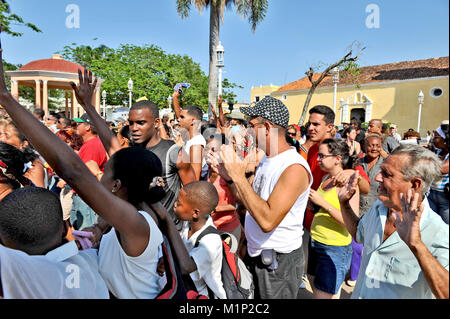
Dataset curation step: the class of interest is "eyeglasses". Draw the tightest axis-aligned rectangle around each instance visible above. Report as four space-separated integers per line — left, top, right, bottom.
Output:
288 132 296 136
317 153 336 159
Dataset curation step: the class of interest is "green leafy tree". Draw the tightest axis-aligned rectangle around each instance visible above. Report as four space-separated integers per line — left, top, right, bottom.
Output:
0 0 41 37
176 0 268 110
60 43 243 112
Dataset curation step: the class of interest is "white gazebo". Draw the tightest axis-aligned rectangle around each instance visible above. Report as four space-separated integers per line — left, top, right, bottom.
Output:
6 54 104 118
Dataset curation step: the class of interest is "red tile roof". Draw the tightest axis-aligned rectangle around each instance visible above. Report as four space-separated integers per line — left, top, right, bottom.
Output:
276 57 449 93
19 56 85 74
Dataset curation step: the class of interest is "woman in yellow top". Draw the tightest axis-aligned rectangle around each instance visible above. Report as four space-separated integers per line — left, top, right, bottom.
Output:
307 138 360 299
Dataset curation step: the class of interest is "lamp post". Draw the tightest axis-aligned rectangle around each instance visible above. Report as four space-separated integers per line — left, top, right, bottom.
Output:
331 67 340 115
102 90 107 119
216 41 225 98
128 78 133 108
417 90 424 134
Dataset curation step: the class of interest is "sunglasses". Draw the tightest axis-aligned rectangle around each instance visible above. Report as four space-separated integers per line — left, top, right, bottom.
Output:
317 153 336 159
288 132 296 136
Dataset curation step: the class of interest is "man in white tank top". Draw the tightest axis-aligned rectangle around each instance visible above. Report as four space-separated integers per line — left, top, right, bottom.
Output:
214 97 313 299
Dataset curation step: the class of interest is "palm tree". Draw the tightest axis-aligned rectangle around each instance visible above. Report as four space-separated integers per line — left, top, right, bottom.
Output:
176 0 268 110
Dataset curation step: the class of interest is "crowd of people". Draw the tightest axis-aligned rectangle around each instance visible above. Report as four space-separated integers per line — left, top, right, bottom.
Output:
0 38 449 300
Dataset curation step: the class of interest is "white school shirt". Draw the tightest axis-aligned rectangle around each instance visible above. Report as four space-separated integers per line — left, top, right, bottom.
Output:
98 210 163 299
183 134 207 168
180 217 227 299
245 148 313 257
0 241 109 299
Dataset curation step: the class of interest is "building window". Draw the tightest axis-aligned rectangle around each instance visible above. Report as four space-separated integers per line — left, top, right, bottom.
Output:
430 87 443 98
255 96 260 102
282 94 287 100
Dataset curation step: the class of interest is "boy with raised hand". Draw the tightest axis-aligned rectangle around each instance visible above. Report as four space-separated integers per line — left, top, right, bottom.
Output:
174 181 227 299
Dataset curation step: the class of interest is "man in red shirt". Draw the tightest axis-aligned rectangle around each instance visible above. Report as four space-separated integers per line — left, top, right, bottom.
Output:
304 106 370 230
74 113 107 171
70 113 107 230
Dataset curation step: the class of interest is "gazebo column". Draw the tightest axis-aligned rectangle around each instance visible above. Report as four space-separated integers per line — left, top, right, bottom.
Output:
42 80 49 117
11 80 19 101
35 80 41 109
95 87 101 114
65 91 69 117
72 89 79 118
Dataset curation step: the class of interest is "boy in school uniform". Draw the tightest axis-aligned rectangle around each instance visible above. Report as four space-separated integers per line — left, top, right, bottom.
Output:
174 181 227 299
0 187 109 299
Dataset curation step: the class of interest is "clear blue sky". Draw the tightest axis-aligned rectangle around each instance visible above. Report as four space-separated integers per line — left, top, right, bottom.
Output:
3 0 449 104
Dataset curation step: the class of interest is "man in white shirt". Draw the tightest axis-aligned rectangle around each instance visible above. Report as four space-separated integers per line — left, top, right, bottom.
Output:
211 97 312 299
172 89 206 181
0 187 109 299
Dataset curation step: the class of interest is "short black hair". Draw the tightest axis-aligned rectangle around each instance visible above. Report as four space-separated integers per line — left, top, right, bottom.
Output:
0 187 64 255
182 181 219 217
130 100 160 119
309 105 335 125
183 105 203 121
59 117 72 127
33 108 45 119
342 126 357 139
0 142 32 188
321 138 359 169
109 147 165 205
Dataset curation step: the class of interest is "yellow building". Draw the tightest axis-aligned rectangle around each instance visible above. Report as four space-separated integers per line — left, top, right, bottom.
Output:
250 84 281 104
267 57 448 136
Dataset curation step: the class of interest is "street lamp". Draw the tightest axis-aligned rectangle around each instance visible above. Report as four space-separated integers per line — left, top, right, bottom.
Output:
128 78 133 108
102 90 107 119
216 41 225 97
417 90 424 134
331 67 340 115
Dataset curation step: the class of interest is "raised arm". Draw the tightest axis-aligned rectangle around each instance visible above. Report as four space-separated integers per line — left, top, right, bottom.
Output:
0 39 148 256
337 171 362 240
70 70 122 158
172 90 181 121
147 201 197 275
217 95 227 128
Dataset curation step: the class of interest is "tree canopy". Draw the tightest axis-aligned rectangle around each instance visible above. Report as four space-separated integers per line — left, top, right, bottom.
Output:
0 0 41 37
58 42 241 112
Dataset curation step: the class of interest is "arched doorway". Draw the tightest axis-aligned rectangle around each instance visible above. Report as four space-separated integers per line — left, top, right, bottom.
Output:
339 91 373 125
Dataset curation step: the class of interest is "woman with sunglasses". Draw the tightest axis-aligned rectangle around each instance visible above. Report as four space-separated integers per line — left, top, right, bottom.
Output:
306 138 360 299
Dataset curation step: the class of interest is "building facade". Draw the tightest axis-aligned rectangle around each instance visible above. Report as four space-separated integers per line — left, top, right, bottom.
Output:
266 57 448 136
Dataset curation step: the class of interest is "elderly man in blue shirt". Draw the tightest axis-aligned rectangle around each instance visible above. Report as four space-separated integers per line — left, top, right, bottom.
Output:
338 144 449 299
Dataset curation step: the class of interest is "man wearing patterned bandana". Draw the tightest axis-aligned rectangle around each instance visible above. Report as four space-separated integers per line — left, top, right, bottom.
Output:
209 96 313 299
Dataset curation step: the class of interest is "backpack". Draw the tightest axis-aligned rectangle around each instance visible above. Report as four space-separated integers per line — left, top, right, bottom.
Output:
195 226 254 299
156 235 208 299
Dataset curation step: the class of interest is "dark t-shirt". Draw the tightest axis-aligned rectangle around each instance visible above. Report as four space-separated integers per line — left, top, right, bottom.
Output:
146 139 182 221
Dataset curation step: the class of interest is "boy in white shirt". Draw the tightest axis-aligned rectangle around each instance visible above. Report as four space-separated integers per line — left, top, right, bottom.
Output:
174 181 226 299
0 187 109 299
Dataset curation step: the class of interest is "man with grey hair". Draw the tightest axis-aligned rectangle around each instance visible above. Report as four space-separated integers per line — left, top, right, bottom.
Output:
338 144 449 299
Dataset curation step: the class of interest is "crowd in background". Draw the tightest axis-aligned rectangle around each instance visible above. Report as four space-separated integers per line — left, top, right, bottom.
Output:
0 58 448 299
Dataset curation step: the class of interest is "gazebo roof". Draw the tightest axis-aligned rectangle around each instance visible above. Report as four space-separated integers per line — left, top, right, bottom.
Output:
19 54 85 74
